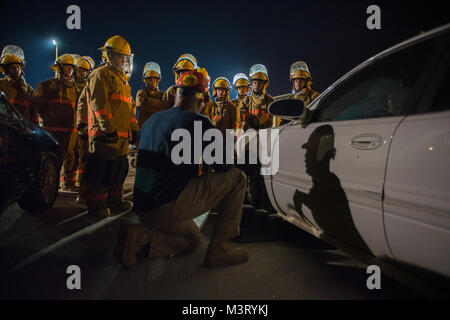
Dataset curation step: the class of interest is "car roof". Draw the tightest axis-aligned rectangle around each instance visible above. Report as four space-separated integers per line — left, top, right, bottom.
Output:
317 23 450 102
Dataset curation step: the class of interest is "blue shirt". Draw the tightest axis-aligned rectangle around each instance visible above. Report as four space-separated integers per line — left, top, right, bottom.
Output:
133 106 232 212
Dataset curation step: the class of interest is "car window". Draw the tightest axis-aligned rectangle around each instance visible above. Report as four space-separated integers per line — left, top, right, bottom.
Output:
313 38 439 122
427 63 450 113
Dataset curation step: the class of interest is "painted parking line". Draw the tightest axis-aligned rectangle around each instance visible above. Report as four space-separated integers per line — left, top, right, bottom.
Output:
1 206 133 279
53 191 134 227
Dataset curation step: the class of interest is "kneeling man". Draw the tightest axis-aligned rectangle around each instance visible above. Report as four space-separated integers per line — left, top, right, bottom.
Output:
116 70 249 268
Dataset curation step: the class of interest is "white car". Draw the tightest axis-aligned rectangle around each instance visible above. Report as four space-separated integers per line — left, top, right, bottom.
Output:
265 24 450 281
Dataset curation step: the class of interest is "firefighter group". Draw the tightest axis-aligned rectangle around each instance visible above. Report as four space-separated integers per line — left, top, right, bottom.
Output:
0 35 320 219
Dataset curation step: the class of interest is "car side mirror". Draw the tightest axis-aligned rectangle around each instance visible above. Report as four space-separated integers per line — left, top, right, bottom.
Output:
268 99 311 124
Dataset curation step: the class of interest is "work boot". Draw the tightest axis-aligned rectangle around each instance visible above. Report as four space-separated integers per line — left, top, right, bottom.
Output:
203 242 249 268
61 184 80 192
109 200 133 214
89 208 111 218
115 223 151 268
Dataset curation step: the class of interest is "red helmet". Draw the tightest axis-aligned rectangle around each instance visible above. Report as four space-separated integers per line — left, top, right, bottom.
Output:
175 70 209 94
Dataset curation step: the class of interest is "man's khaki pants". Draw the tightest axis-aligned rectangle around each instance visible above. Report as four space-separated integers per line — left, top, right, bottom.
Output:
137 168 247 258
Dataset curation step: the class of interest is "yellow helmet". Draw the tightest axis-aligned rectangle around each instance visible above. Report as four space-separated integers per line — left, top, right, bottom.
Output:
1 54 22 66
212 77 231 99
143 62 161 79
173 54 198 82
0 45 25 74
290 61 311 80
50 53 76 72
98 35 131 56
249 64 269 91
76 56 95 71
232 73 250 93
290 61 313 91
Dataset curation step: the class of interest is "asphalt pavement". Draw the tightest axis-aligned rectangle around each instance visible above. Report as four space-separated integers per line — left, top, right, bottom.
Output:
0 168 424 300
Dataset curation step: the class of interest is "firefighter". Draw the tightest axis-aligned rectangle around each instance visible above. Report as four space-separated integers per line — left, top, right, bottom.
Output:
0 45 37 123
83 35 139 217
236 65 275 208
136 62 168 127
32 53 79 191
202 77 240 135
238 64 275 130
163 53 198 108
73 56 95 202
289 61 320 107
74 56 95 88
230 73 250 107
197 67 214 115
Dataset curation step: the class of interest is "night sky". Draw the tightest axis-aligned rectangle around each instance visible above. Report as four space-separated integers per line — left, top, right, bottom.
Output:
0 0 448 98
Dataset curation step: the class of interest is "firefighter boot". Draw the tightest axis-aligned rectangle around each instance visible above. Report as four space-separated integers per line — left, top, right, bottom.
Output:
109 200 133 214
89 208 111 218
115 223 151 268
203 242 249 268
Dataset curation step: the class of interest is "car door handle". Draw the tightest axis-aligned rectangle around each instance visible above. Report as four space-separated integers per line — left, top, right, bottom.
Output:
350 134 383 150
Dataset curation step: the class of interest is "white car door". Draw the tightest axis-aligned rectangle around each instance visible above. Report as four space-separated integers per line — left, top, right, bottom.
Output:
269 35 443 257
383 46 450 278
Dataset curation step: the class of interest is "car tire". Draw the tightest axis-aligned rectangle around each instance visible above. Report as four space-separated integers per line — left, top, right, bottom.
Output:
18 153 60 213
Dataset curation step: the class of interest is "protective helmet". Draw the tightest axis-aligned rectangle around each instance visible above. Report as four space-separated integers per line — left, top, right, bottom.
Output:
98 35 131 56
50 53 76 72
98 35 133 76
290 61 312 91
0 45 25 74
249 64 269 81
143 62 161 79
71 54 81 63
175 70 209 98
232 73 250 94
173 53 198 82
212 77 231 99
249 64 269 92
290 61 311 80
76 56 95 71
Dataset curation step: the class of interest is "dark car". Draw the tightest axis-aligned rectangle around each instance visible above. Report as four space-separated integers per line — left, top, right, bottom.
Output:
0 91 61 213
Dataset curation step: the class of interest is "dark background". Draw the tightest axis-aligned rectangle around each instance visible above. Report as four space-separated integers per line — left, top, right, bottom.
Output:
0 0 448 98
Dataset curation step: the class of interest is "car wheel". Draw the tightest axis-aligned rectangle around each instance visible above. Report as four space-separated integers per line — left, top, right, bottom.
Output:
18 153 60 213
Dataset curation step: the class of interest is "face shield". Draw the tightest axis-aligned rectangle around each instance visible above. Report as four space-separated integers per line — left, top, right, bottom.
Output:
107 49 133 76
1 45 26 75
143 62 161 79
1 45 25 64
124 54 134 78
249 64 268 80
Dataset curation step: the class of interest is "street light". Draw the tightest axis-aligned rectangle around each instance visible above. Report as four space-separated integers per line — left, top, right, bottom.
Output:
52 39 58 61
